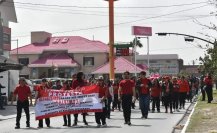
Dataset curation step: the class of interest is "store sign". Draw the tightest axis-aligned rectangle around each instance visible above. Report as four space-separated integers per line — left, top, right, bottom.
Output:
3 26 11 51
132 26 152 36
116 48 129 56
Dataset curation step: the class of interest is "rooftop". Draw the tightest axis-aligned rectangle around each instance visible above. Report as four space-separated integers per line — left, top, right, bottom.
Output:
10 36 109 54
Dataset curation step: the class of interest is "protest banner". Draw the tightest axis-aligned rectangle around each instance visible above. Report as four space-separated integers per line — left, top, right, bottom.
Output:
35 85 103 120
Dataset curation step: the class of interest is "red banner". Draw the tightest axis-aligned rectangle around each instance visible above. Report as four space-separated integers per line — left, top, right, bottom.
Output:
35 85 103 120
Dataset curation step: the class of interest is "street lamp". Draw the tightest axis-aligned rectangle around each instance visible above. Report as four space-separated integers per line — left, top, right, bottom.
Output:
104 0 118 80
156 32 215 45
138 37 150 76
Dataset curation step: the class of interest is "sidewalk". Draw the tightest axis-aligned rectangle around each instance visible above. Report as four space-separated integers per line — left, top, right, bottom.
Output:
0 105 35 121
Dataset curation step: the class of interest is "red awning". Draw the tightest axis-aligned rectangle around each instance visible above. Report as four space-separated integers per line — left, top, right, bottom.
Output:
28 53 79 68
92 57 144 74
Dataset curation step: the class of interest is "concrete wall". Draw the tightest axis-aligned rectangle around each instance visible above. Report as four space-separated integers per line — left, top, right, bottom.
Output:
74 53 108 74
137 59 179 76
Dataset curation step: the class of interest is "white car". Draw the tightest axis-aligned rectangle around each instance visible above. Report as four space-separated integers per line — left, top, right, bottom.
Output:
25 79 35 97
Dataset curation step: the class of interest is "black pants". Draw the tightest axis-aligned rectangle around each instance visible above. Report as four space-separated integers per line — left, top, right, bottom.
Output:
16 100 30 127
38 118 50 127
164 95 172 112
106 97 112 118
0 95 4 109
152 96 160 111
201 86 206 101
173 92 179 110
74 113 87 123
112 94 120 110
63 114 71 126
179 92 187 108
121 94 132 123
95 107 106 125
205 85 213 103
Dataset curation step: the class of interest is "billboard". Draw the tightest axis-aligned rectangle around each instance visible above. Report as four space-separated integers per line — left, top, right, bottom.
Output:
132 26 152 36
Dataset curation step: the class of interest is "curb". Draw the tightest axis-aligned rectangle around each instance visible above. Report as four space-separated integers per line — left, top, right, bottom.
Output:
171 101 194 133
181 102 197 133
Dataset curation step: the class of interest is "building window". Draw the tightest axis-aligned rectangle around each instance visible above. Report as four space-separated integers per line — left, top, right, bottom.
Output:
83 57 94 66
166 60 171 63
150 60 157 63
18 58 29 66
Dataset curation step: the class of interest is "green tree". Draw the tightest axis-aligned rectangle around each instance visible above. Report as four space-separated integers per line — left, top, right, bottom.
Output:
130 37 143 48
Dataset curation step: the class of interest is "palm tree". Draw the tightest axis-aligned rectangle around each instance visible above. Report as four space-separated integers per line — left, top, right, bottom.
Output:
130 37 143 48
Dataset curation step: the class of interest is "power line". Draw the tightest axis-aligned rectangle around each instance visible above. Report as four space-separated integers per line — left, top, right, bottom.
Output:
10 5 213 19
12 4 209 38
3 1 211 18
5 1 209 9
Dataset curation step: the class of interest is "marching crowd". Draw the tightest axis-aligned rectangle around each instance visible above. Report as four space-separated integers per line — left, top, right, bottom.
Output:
11 71 214 129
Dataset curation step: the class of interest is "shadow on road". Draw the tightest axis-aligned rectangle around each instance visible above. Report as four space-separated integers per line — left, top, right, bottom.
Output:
146 117 167 120
45 125 122 129
129 124 151 127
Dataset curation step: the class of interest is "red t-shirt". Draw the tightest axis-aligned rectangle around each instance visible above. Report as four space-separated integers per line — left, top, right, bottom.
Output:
14 85 31 102
173 83 179 92
98 85 107 98
204 77 213 86
36 85 49 98
119 79 135 95
151 86 161 97
140 78 150 94
72 80 87 89
177 80 190 93
113 84 119 94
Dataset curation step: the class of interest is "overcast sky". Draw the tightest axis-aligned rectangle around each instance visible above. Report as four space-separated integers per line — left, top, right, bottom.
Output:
8 0 217 65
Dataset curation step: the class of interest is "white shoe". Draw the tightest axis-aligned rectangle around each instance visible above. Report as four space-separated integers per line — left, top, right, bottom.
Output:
97 124 101 128
102 124 107 127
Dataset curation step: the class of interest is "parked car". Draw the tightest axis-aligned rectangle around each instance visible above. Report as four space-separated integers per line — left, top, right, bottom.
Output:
25 79 35 97
30 79 42 91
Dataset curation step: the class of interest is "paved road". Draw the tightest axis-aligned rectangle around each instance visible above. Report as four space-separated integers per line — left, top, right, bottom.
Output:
0 101 190 133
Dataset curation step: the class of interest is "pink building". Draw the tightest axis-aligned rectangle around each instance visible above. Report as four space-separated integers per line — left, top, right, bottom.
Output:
10 31 142 79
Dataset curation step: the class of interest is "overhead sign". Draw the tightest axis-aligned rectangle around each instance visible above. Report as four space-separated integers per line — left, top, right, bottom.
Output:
3 26 11 51
132 26 152 36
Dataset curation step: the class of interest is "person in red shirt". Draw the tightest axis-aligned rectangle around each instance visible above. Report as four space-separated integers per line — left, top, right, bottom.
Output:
95 76 108 127
71 72 88 126
35 78 51 128
112 79 121 111
11 77 32 129
61 80 72 127
150 78 161 113
172 77 180 112
161 76 174 113
178 76 190 109
118 71 136 125
204 73 213 103
137 71 151 118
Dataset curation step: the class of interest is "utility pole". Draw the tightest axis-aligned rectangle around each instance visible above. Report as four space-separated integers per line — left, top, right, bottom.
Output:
105 0 118 80
0 12 3 55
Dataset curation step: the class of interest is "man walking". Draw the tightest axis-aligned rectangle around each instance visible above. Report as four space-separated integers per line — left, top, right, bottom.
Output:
118 71 136 125
11 77 32 129
137 71 151 118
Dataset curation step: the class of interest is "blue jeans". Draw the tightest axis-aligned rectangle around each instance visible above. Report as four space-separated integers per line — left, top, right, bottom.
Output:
139 94 150 117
